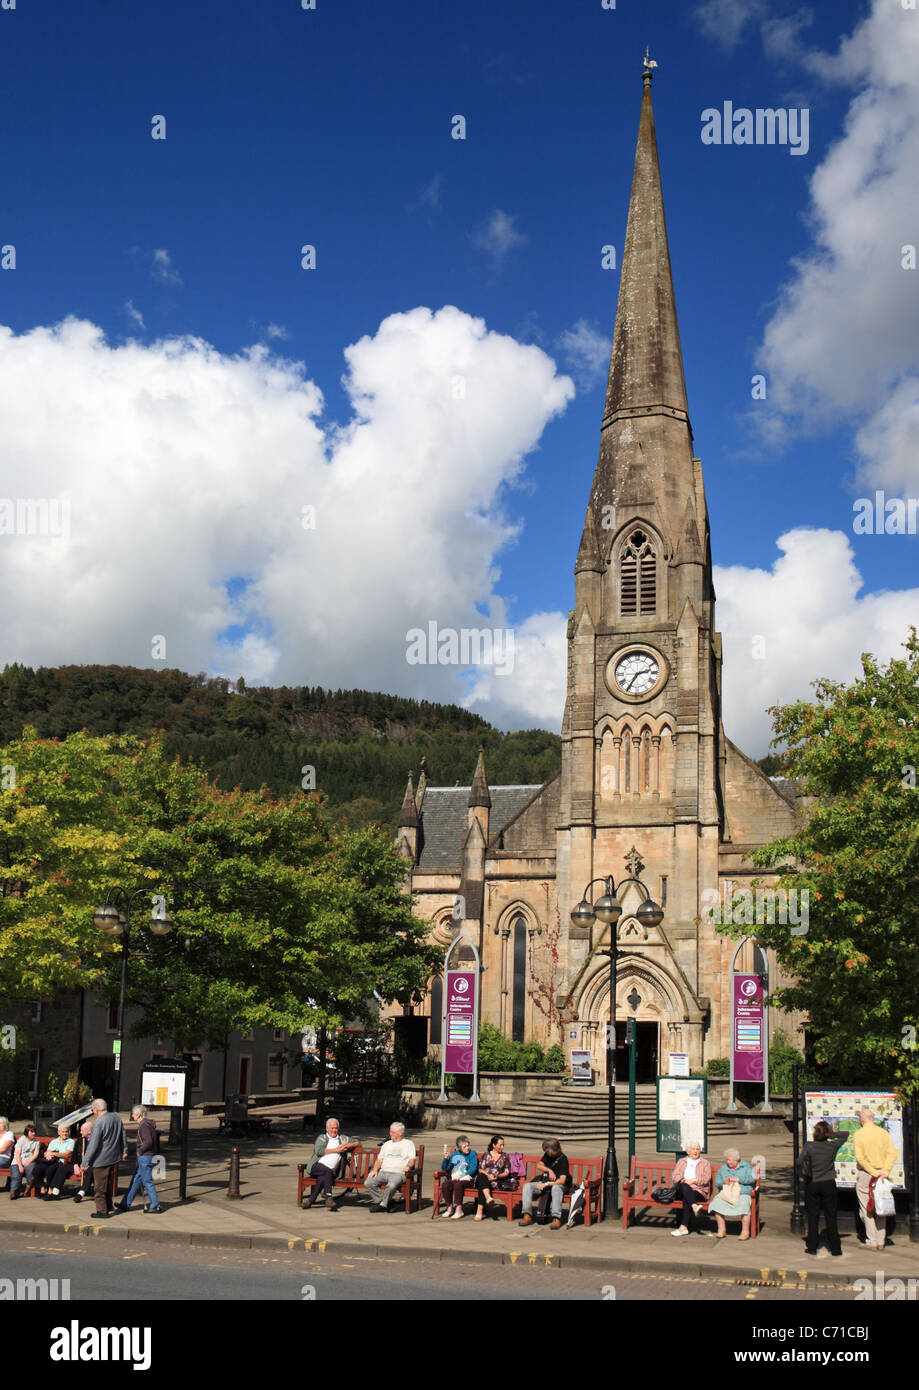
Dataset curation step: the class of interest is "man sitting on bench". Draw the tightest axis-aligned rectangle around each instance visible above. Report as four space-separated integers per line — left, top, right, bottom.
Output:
304 1117 360 1210
519 1138 571 1231
365 1121 416 1213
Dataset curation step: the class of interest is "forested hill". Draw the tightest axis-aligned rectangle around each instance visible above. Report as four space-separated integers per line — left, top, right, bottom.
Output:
0 664 562 829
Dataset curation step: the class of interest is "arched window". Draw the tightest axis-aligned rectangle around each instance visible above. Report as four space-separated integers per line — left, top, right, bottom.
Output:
512 917 527 1042
429 976 443 1045
620 529 657 616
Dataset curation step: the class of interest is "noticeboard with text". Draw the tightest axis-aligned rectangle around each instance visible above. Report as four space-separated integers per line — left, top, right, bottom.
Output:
140 1068 187 1109
656 1076 707 1154
804 1090 905 1190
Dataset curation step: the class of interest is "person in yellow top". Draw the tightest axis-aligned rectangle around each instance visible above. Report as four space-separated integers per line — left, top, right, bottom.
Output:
853 1108 897 1250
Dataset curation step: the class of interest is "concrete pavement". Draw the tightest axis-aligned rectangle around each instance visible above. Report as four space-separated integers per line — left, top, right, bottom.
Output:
3 1105 916 1293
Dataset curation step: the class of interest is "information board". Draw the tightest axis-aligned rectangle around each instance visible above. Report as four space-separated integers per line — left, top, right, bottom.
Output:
657 1075 707 1153
732 973 764 1082
570 1049 593 1085
443 970 477 1074
804 1089 905 1190
140 1067 187 1109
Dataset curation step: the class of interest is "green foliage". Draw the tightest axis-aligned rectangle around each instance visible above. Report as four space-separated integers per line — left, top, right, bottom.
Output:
704 1057 730 1078
768 1028 805 1095
0 729 440 1048
477 1022 566 1073
747 631 919 1098
0 665 561 828
43 1071 64 1104
62 1070 92 1109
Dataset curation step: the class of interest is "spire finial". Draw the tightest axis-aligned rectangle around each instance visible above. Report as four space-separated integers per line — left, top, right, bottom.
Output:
643 47 657 82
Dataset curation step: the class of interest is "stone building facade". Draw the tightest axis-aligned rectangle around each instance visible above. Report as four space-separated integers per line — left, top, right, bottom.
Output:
393 70 800 1082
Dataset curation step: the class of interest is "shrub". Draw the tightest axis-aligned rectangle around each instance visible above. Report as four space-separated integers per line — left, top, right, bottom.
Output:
62 1071 92 1110
704 1057 730 1078
769 1028 805 1094
542 1044 567 1073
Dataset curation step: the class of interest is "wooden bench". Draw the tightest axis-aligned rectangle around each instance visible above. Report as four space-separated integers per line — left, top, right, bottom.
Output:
296 1144 425 1214
218 1095 273 1135
432 1154 603 1226
5 1134 119 1201
622 1156 761 1236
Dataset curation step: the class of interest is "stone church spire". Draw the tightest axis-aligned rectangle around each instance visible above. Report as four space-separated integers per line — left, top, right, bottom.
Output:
602 65 689 428
582 64 702 561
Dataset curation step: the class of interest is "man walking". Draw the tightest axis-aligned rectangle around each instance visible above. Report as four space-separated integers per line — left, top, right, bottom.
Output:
81 1098 128 1218
365 1121 416 1212
115 1105 162 1213
854 1108 897 1250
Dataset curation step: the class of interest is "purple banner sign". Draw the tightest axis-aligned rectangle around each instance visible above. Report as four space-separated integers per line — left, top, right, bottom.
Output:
732 973 764 1082
444 969 477 1074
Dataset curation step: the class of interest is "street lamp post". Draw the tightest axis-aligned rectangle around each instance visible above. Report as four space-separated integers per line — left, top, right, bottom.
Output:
94 887 173 1114
570 852 663 1221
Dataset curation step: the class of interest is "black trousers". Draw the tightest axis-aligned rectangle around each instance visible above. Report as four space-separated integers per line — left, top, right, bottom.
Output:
805 1179 841 1255
678 1182 707 1229
309 1161 337 1197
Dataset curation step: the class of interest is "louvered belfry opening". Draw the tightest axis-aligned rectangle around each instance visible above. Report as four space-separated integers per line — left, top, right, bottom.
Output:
620 529 656 615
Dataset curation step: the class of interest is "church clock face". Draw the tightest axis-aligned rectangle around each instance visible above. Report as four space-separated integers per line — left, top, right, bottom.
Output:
606 646 667 702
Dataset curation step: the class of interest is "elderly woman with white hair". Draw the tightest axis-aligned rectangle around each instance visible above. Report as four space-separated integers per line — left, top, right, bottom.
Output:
706 1147 756 1240
670 1141 712 1237
0 1117 14 1185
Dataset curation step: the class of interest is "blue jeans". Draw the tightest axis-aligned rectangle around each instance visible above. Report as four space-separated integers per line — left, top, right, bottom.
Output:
522 1180 564 1218
10 1161 41 1195
123 1155 159 1209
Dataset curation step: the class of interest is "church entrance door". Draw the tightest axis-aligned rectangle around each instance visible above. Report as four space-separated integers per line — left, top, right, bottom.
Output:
610 1021 658 1083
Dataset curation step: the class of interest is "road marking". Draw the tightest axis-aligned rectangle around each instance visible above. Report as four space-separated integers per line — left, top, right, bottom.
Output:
122 1253 144 1260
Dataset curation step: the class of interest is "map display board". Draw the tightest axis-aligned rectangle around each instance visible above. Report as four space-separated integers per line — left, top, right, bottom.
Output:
804 1090 905 1190
140 1067 187 1109
657 1076 707 1154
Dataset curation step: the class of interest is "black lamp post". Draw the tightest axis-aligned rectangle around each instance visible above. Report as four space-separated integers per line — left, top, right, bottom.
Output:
571 851 663 1220
93 887 173 1114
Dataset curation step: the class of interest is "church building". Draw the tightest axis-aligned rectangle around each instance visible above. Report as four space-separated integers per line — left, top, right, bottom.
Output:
394 67 799 1082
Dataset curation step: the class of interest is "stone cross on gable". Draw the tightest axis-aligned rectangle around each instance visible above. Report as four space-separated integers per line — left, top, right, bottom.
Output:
624 846 645 879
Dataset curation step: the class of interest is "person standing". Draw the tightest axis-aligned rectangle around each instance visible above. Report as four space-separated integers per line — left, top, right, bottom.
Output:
799 1122 846 1257
72 1120 95 1202
854 1108 897 1250
80 1098 127 1217
115 1105 163 1213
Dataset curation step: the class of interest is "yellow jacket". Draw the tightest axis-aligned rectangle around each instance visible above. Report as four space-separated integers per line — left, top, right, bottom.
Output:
853 1123 897 1177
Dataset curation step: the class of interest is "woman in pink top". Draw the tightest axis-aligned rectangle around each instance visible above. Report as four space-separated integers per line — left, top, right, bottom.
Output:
670 1142 712 1237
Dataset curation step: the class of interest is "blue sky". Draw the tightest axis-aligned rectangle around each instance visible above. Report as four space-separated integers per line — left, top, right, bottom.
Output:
0 0 916 755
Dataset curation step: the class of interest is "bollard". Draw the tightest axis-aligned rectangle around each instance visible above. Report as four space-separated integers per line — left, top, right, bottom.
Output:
227 1145 241 1199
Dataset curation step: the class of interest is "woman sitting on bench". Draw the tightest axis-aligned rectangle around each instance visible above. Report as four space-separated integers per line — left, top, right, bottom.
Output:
670 1142 712 1237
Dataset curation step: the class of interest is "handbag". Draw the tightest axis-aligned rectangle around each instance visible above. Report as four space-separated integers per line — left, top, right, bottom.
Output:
721 1178 741 1206
797 1148 812 1181
651 1185 677 1204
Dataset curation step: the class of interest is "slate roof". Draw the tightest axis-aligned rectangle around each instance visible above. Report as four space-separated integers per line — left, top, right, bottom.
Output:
416 785 543 870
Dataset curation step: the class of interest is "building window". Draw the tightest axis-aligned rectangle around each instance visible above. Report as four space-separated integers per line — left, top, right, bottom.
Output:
30 1000 42 1023
28 1048 41 1096
660 875 668 907
512 917 527 1043
429 976 443 1046
620 530 657 616
106 1000 120 1033
267 1054 285 1088
273 1029 285 1042
182 1055 202 1088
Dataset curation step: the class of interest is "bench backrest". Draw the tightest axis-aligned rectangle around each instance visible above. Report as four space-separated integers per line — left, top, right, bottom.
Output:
628 1158 679 1199
519 1154 602 1185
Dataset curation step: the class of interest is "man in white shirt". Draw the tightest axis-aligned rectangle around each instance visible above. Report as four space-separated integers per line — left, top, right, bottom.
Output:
305 1118 360 1209
365 1121 416 1212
